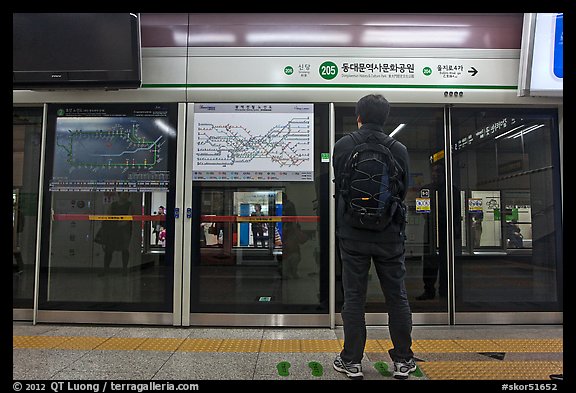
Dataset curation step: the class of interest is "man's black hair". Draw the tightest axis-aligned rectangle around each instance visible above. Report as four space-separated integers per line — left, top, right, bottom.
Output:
355 94 390 126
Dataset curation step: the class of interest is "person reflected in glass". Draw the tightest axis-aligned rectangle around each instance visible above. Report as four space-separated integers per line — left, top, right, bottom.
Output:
416 163 446 300
415 162 461 300
158 225 166 247
251 203 267 247
506 219 523 248
280 192 306 279
153 205 165 246
472 211 484 248
13 202 24 274
96 192 134 276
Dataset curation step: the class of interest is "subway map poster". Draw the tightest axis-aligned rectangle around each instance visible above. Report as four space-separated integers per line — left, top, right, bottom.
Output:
48 103 177 192
192 103 314 181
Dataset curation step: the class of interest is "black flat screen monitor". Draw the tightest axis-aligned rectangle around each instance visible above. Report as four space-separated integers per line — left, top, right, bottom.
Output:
13 13 142 90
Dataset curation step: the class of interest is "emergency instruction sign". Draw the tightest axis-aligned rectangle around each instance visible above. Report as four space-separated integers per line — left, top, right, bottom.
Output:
468 198 483 212
416 197 431 213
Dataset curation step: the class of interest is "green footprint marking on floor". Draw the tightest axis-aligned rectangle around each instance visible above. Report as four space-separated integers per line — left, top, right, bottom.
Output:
374 362 423 378
308 361 324 377
276 361 291 376
374 361 392 377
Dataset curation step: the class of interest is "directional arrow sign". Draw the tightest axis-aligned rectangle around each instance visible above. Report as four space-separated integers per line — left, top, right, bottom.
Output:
468 66 478 76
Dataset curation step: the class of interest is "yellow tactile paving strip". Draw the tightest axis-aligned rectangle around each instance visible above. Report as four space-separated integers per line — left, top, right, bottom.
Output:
300 339 342 353
364 339 384 352
496 339 563 352
414 339 469 352
337 338 391 352
13 336 72 349
13 336 562 353
219 339 261 353
138 337 186 352
13 336 562 380
419 361 563 380
55 336 109 350
96 337 148 350
178 338 223 352
260 339 301 352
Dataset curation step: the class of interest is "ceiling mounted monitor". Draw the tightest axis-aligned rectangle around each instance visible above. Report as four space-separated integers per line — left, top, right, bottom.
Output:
13 13 142 90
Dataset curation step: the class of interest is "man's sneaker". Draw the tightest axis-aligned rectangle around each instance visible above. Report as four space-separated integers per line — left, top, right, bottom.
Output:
393 358 417 379
333 355 363 380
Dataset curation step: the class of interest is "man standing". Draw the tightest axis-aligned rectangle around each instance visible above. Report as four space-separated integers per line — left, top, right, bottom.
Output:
153 206 165 246
251 203 266 247
332 94 415 380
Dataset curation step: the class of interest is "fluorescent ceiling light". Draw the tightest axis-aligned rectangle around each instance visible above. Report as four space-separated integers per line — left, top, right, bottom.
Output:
362 28 470 45
494 124 525 140
246 31 351 45
390 123 405 137
508 124 545 139
362 20 471 27
187 33 237 44
154 119 176 137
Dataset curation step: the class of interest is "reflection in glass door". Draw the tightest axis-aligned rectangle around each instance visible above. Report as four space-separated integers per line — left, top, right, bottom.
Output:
184 103 330 326
37 103 180 323
190 186 326 312
334 105 449 325
450 107 562 321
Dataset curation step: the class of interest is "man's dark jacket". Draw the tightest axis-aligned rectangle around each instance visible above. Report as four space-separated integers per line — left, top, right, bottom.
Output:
332 123 410 243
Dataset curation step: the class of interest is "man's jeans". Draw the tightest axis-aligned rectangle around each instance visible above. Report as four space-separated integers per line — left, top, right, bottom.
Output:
338 237 414 363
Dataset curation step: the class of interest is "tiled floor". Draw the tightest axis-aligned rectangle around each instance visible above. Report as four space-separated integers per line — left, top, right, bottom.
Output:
13 322 563 381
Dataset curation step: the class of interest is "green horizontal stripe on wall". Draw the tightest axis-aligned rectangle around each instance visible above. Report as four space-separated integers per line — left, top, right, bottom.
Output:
141 83 518 90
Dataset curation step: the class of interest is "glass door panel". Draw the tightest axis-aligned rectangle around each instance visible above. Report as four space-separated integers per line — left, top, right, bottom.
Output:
334 105 449 318
38 103 179 313
186 103 330 318
190 185 326 313
450 107 562 313
13 107 43 312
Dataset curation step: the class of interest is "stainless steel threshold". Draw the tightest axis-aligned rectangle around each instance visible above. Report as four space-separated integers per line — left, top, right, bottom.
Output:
187 313 330 327
35 310 174 326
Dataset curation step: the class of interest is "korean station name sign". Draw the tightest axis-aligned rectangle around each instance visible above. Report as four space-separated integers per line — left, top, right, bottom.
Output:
187 57 518 87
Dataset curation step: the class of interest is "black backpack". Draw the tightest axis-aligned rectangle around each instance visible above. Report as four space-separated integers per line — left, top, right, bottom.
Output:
340 131 406 231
